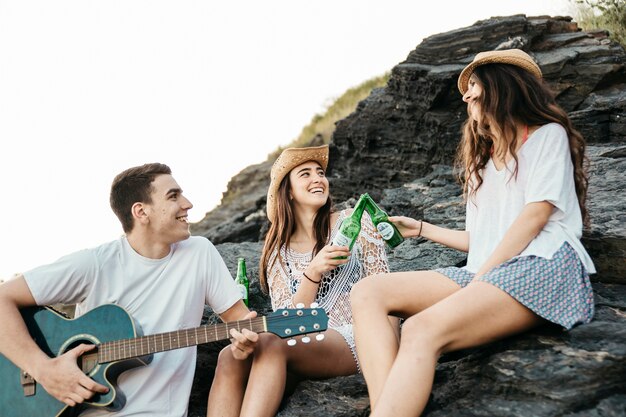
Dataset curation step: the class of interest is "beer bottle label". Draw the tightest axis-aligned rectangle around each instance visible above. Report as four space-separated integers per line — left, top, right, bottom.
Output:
236 283 248 300
376 222 395 240
333 232 351 247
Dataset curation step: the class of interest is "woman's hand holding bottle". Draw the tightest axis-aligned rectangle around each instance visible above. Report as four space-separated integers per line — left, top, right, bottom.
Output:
388 216 423 238
304 245 350 282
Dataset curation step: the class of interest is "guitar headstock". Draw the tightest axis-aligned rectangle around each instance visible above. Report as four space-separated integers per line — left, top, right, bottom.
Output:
266 305 328 344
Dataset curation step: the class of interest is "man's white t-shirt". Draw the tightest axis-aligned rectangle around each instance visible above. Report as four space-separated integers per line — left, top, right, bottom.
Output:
465 123 596 274
24 236 242 417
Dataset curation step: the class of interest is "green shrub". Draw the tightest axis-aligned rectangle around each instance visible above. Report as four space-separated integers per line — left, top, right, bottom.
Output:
268 73 390 159
572 0 626 47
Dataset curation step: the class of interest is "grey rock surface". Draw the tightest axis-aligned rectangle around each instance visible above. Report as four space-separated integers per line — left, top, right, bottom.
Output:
188 14 626 417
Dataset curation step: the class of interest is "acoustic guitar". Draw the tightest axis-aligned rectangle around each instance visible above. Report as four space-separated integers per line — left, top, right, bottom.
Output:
0 304 328 417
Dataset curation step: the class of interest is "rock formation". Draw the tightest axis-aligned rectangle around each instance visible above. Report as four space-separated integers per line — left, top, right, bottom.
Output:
189 14 626 417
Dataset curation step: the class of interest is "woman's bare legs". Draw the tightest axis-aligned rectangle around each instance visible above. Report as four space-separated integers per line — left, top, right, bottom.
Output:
241 329 356 417
207 345 252 417
350 271 461 407
370 281 544 417
208 329 357 417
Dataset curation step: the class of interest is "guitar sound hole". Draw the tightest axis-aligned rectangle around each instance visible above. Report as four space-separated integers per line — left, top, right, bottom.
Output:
66 340 99 376
80 352 99 376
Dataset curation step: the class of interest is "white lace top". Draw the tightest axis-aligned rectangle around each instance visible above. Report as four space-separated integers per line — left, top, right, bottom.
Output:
266 210 390 364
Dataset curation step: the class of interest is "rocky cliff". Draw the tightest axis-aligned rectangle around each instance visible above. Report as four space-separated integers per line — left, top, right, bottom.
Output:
189 14 626 417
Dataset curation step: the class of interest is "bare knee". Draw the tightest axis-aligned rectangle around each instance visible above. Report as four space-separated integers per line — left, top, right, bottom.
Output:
254 332 289 359
215 345 246 376
399 314 448 357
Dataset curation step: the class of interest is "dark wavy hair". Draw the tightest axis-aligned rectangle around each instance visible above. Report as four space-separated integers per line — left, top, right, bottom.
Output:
454 64 590 227
259 171 332 293
110 163 172 233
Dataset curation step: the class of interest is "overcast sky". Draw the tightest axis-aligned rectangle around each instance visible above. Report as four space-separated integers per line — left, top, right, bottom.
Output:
0 0 572 279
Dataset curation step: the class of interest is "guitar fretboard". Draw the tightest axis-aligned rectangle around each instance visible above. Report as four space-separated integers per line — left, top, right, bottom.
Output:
97 317 267 363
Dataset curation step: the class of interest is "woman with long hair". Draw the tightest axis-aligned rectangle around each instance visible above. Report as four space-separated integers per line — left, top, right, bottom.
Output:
207 145 393 417
350 49 596 417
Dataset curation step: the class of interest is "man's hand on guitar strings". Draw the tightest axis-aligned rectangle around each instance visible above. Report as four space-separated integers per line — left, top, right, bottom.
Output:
35 344 109 407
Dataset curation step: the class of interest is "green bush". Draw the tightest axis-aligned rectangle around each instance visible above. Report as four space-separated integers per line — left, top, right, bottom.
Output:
572 0 626 47
268 73 390 159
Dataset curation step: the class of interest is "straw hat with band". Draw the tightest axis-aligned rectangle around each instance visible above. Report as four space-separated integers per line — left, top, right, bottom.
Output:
457 49 542 95
266 145 329 223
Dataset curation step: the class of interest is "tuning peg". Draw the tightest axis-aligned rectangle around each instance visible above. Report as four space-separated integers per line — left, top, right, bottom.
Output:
315 333 325 341
287 339 297 346
310 302 319 308
295 303 305 308
302 336 311 344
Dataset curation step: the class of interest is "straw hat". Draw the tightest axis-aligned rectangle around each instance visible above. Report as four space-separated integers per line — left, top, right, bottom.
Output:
457 49 542 95
266 145 329 223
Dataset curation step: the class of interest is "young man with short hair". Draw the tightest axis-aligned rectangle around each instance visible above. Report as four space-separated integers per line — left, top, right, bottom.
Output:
0 162 257 416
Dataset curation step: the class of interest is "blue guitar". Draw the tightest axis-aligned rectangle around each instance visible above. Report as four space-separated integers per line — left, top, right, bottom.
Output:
0 304 328 417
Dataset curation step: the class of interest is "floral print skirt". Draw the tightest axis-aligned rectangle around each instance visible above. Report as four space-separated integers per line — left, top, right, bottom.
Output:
435 242 594 329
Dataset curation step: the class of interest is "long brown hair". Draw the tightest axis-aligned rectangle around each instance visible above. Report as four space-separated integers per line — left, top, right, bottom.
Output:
454 64 590 226
259 173 332 293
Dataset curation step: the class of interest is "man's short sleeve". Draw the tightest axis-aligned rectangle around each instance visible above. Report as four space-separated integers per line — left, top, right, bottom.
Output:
203 242 242 314
23 249 96 306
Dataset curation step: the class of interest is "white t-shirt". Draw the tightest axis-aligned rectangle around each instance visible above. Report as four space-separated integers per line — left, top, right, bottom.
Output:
465 123 596 274
24 236 242 417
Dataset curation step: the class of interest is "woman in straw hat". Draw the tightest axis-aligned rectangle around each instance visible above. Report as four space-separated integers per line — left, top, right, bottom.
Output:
350 48 596 416
208 145 394 417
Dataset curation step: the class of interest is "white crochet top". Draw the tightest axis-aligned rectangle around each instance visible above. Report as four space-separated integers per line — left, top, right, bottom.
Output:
266 210 390 363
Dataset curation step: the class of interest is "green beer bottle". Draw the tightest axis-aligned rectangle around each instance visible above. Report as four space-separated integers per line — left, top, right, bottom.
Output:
363 193 404 248
235 257 249 306
331 194 368 257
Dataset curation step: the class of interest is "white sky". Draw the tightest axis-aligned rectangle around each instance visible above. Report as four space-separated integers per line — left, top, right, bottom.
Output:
0 0 572 279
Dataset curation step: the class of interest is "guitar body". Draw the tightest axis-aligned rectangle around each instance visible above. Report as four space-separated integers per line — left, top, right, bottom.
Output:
0 304 151 417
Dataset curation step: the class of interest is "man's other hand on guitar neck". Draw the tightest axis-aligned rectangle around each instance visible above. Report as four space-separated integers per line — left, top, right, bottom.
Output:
219 302 260 360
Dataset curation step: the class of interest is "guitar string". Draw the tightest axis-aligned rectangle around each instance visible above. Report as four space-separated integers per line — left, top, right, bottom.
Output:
97 313 326 362
99 314 321 349
100 313 324 347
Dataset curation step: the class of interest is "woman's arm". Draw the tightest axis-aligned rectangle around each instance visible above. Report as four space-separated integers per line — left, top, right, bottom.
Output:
475 201 553 278
268 245 350 309
389 216 470 252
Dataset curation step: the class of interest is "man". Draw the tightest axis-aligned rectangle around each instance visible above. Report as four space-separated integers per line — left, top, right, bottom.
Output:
0 163 258 416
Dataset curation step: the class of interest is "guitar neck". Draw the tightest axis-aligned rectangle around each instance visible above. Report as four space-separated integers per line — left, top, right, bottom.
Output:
97 317 267 363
